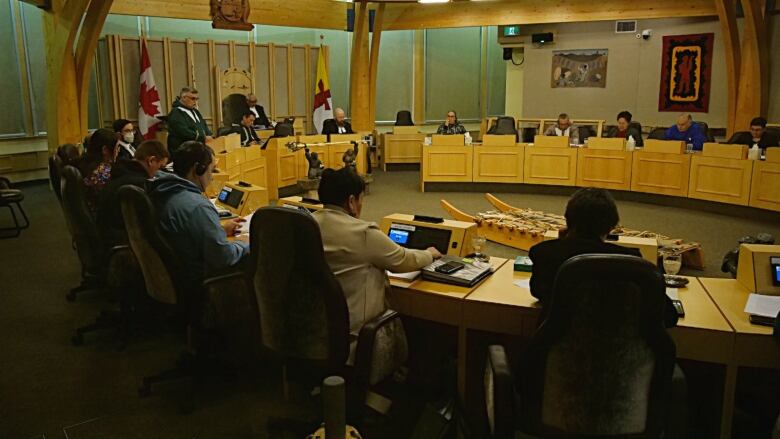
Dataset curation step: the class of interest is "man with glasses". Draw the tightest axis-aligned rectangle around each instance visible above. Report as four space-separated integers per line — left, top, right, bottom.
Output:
436 110 466 135
245 93 272 129
166 87 213 154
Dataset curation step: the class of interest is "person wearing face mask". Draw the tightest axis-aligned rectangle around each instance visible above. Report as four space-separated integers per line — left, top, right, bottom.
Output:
605 111 644 147
166 87 214 155
113 119 138 160
312 167 442 341
147 141 248 285
436 110 467 135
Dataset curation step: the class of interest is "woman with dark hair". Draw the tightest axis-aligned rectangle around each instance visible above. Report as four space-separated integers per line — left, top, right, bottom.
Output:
112 119 138 160
605 110 644 147
81 128 119 217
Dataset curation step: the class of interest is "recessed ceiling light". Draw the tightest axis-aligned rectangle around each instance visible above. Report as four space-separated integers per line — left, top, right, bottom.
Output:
418 0 450 4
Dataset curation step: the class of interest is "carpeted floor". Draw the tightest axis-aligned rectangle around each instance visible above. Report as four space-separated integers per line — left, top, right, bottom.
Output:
1 170 778 438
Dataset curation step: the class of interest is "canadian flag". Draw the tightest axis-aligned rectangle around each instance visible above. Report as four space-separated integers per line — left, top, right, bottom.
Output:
138 39 162 140
312 48 333 134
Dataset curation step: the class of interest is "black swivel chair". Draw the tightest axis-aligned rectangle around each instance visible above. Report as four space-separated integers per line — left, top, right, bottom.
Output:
725 131 752 145
697 122 715 143
119 185 255 401
395 110 414 126
520 127 537 143
250 207 408 418
485 254 677 438
0 176 29 239
578 125 595 143
647 128 667 140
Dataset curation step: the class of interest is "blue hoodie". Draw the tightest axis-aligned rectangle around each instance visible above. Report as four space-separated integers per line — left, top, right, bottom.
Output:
147 172 249 283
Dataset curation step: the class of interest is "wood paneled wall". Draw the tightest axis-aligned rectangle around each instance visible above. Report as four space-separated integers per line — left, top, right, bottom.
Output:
96 35 327 134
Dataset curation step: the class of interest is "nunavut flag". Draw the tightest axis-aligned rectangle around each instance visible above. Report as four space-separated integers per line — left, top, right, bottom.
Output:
312 49 333 134
138 39 163 140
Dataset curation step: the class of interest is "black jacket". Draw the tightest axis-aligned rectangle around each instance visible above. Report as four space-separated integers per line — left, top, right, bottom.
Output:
95 159 149 245
166 98 212 153
322 119 354 135
605 125 644 147
729 131 780 149
248 104 271 128
236 124 261 146
529 236 678 328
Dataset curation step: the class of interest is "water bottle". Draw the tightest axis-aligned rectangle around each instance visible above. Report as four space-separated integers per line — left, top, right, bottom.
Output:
748 143 760 160
464 132 472 145
626 135 636 151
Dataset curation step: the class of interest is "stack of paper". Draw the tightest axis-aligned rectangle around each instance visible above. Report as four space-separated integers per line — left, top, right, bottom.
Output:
744 294 780 318
386 270 421 281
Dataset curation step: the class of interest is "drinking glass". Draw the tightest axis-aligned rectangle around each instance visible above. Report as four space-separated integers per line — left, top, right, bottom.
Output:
471 235 488 263
663 254 682 276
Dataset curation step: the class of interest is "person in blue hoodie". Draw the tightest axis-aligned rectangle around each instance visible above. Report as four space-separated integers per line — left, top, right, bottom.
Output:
147 141 248 285
665 113 707 151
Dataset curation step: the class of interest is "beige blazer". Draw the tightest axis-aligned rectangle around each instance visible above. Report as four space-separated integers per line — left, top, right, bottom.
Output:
313 206 434 335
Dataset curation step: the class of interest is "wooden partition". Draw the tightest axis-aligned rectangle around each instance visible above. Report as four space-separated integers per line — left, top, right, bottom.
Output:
383 126 425 169
261 136 302 200
523 146 578 186
688 144 753 205
631 151 692 197
749 157 780 211
96 35 327 135
576 148 633 190
421 143 473 191
473 138 525 183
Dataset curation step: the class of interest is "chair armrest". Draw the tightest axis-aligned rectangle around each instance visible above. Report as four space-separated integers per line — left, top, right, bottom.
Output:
0 176 11 189
202 271 246 288
485 344 515 439
109 244 130 255
354 309 403 387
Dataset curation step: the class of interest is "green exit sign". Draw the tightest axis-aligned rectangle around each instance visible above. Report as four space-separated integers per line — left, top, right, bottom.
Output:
503 26 521 37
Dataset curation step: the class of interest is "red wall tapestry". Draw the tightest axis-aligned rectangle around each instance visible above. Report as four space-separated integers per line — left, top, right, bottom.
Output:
658 33 714 113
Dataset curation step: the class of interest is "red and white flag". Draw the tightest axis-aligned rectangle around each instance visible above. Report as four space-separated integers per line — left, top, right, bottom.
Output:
138 39 162 140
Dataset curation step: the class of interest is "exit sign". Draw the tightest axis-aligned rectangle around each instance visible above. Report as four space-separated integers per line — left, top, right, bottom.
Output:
503 26 521 37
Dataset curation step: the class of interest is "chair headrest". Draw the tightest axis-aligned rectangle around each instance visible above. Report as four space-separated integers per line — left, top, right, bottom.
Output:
395 110 414 126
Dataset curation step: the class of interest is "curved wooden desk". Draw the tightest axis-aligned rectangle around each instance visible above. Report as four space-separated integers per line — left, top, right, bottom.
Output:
421 142 780 213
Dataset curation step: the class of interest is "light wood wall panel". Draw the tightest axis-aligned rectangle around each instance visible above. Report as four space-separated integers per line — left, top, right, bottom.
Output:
121 38 141 118
170 41 189 98
273 46 289 117
96 39 114 124
147 39 169 115
254 44 271 110
192 42 213 120
235 44 251 71
292 47 307 117
215 43 230 70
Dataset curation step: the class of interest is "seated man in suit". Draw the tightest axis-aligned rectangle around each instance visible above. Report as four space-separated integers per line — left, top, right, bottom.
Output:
166 87 213 154
313 167 441 347
544 113 580 145
322 108 354 135
731 117 779 149
605 110 644 147
235 111 261 146
436 110 466 135
246 93 272 129
665 113 706 151
529 187 678 327
147 141 248 285
96 139 169 243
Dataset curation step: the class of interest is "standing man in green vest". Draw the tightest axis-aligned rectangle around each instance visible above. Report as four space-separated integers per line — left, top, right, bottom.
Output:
166 87 213 154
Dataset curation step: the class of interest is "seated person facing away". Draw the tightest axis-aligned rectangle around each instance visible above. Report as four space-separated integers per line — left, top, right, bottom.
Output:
731 117 780 149
246 93 272 129
236 111 262 146
605 110 644 147
113 119 138 160
529 187 678 327
665 113 707 151
147 141 248 285
166 87 213 154
436 110 467 135
322 108 354 135
313 167 442 340
544 113 580 145
96 139 170 243
80 128 120 218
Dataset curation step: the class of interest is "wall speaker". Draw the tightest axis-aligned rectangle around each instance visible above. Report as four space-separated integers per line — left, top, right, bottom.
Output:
531 32 554 44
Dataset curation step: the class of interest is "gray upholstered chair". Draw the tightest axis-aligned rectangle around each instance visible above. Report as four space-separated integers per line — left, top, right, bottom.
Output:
249 206 408 415
486 254 677 438
119 185 256 400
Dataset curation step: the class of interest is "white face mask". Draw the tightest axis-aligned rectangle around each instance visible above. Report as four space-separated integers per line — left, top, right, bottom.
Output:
123 133 134 143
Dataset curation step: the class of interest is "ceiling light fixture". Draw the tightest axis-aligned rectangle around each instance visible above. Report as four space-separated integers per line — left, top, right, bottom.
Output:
418 0 450 4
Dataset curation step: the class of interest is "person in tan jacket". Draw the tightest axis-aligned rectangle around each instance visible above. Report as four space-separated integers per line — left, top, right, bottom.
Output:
312 167 442 337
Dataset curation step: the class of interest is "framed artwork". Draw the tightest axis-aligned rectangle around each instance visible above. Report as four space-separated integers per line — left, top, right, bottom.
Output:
658 33 714 112
551 49 608 88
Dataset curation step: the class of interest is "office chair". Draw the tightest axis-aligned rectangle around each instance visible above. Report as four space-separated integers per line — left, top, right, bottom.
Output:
49 155 63 203
59 166 105 300
697 122 715 143
486 254 677 438
487 117 518 137
0 176 29 239
217 126 239 137
578 125 595 143
250 206 408 418
629 121 645 147
521 127 537 143
484 345 515 439
119 186 256 401
221 93 249 127
647 128 667 140
395 110 414 126
725 131 751 145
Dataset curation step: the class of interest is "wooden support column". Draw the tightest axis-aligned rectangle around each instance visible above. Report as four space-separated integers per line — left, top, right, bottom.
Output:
368 3 385 128
714 0 740 136
412 29 425 125
349 1 371 131
734 0 769 130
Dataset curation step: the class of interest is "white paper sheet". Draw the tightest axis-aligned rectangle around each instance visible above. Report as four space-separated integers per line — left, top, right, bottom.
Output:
386 270 421 281
513 279 531 289
236 212 253 235
665 288 679 301
744 293 780 318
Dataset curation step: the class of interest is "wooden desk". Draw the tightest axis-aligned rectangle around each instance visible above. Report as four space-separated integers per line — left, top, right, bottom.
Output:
277 196 323 211
699 277 780 439
749 160 780 212
523 146 578 186
631 151 692 197
576 148 633 191
420 144 474 191
472 144 525 183
688 156 753 206
382 132 425 169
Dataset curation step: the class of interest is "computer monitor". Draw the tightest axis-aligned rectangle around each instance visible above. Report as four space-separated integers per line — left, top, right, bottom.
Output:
387 223 452 255
217 186 244 209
